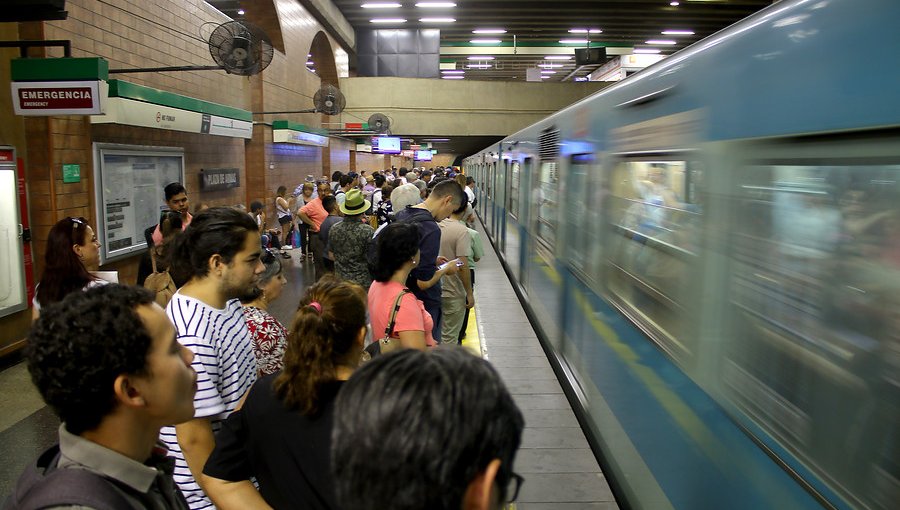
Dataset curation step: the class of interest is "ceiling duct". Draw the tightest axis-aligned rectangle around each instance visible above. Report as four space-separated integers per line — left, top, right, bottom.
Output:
2 0 67 22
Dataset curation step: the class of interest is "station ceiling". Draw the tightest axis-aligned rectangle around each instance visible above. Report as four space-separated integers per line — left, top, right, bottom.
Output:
330 0 775 81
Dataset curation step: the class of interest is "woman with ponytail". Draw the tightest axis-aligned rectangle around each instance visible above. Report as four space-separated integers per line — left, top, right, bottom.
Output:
202 275 368 510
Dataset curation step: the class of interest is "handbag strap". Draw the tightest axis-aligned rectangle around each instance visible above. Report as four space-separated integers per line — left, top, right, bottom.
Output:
150 249 159 273
385 289 410 338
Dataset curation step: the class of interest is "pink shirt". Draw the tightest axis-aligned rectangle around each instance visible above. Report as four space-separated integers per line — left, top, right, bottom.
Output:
300 198 328 232
368 280 436 347
152 212 192 246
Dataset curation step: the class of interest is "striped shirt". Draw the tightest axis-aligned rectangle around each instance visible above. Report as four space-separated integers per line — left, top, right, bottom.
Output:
161 292 258 510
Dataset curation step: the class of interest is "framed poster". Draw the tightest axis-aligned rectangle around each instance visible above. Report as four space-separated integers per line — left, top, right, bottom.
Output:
93 144 184 264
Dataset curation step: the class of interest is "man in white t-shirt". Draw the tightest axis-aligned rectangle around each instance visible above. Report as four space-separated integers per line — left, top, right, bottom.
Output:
161 207 265 510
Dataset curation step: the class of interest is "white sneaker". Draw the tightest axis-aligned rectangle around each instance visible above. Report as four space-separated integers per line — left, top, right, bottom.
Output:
282 245 293 250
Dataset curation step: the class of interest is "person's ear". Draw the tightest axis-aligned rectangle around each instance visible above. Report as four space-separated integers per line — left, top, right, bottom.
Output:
113 374 146 409
356 326 368 347
209 253 224 276
72 243 84 259
462 458 502 510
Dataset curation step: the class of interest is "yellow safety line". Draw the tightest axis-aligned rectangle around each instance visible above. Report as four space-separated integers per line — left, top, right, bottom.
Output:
461 306 482 357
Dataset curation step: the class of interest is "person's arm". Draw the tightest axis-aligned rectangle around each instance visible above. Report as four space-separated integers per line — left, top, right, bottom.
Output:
175 418 217 492
397 330 427 350
458 255 474 308
298 210 315 228
416 259 459 290
201 477 273 510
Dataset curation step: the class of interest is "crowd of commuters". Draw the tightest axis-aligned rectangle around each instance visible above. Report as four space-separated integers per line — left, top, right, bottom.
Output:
9 165 516 510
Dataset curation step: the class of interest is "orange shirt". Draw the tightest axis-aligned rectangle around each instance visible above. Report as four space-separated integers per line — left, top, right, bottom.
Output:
300 198 328 232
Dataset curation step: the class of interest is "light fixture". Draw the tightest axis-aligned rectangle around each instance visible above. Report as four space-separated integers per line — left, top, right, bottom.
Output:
370 18 407 23
467 55 494 60
645 39 677 45
662 30 695 35
362 2 402 7
415 2 457 7
544 55 572 60
470 38 502 44
472 28 507 34
441 70 465 74
541 70 557 74
634 48 661 54
539 63 563 68
670 1 680 6
306 61 314 65
569 29 602 34
442 75 465 79
420 18 455 23
559 39 589 44
466 64 492 68
237 9 245 15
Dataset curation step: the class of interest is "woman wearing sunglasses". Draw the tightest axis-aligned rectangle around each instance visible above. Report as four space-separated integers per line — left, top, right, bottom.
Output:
32 217 104 319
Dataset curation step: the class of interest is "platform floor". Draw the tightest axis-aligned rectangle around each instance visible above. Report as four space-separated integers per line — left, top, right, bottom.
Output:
0 221 618 509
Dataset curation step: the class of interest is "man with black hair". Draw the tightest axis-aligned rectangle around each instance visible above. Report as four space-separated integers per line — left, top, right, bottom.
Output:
335 174 355 208
8 285 196 509
332 347 525 510
151 182 192 246
395 180 466 340
163 207 264 509
465 176 477 208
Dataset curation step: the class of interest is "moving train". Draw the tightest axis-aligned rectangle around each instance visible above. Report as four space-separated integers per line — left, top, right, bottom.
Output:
464 0 899 508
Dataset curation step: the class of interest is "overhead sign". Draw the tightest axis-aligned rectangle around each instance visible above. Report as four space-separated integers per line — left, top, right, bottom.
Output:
93 97 253 139
273 128 329 147
199 168 240 191
11 80 107 116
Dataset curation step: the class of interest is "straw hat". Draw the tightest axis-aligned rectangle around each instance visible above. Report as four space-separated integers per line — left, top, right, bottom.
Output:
339 189 371 216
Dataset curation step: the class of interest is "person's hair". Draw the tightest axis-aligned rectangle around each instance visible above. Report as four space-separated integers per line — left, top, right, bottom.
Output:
239 249 282 303
455 174 467 189
322 195 337 213
154 210 184 269
164 182 186 201
398 167 408 178
422 169 432 178
274 276 366 415
466 176 475 185
169 207 258 282
339 174 355 187
431 180 465 207
303 182 314 193
451 192 469 216
276 185 287 197
391 183 421 211
371 222 421 282
250 201 264 213
27 285 157 435
36 217 96 308
332 347 524 510
331 171 343 182
373 174 385 188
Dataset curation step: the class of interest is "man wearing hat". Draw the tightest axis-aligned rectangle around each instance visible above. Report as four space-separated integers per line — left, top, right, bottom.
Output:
327 189 375 289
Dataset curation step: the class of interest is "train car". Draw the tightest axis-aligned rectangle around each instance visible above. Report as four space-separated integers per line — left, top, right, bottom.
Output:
464 0 899 508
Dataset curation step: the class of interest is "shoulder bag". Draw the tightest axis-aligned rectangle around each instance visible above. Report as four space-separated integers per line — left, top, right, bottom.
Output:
361 289 410 362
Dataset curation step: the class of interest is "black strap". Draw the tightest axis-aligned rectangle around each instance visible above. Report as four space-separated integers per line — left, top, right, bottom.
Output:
385 290 410 338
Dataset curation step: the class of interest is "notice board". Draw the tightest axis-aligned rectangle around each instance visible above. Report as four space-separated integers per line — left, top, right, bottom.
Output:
93 144 184 263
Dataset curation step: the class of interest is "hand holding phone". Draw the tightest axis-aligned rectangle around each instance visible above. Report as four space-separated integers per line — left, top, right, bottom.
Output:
438 258 464 271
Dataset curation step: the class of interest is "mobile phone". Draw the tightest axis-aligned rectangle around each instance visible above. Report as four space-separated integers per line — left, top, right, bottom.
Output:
438 259 464 270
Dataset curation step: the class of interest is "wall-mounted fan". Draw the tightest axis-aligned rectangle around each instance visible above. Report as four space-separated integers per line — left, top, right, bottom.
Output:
367 113 391 134
109 20 273 76
314 85 346 115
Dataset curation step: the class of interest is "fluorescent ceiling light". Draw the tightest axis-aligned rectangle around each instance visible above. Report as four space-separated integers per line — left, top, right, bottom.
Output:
420 18 455 22
362 3 401 8
416 2 457 7
466 64 492 68
442 75 465 79
569 29 602 34
237 9 245 15
441 70 465 74
541 70 557 75
473 29 506 34
467 55 494 60
559 39 589 44
545 55 572 60
634 48 661 54
539 64 563 68
670 1 680 6
306 61 314 65
540 75 551 79
470 38 502 44
646 39 677 45
370 18 407 23
662 30 695 35
423 138 450 141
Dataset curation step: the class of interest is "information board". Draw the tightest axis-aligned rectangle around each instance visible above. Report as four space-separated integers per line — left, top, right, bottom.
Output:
93 144 184 264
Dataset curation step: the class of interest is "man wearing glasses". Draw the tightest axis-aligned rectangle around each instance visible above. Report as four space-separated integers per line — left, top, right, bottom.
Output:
332 347 525 510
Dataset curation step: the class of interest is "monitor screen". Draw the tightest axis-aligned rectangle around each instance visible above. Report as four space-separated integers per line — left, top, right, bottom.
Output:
415 150 433 161
372 136 401 154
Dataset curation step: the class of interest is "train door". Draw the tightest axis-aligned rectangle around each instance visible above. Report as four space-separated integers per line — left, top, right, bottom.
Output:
505 159 522 279
496 159 507 254
485 162 494 234
518 157 533 288
0 147 28 319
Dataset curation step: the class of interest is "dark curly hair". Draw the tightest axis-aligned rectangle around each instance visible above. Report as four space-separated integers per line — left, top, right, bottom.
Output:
274 275 367 415
168 207 258 283
26 284 156 435
371 222 421 282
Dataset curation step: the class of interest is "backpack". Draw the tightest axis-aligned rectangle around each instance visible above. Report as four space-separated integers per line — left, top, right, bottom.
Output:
144 251 176 307
3 444 132 510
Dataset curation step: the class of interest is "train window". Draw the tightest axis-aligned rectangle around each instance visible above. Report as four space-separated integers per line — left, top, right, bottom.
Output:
509 161 521 218
535 161 559 246
565 154 598 277
725 162 900 509
605 158 703 357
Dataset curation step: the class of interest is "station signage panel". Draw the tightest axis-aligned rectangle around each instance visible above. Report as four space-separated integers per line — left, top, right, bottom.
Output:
93 97 253 139
273 128 329 147
11 80 107 116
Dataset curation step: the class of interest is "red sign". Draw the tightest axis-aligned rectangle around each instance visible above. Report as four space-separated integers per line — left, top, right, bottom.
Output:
0 150 13 162
16 86 95 109
410 144 421 150
345 123 363 130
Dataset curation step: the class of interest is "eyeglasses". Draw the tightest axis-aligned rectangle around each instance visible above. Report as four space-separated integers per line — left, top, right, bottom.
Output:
505 472 525 504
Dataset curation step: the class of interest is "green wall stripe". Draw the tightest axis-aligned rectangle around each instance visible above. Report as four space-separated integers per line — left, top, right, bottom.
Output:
107 80 252 121
11 57 109 81
272 120 329 136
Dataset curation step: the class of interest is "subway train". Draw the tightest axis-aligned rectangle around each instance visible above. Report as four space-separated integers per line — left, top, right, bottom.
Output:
463 0 899 508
